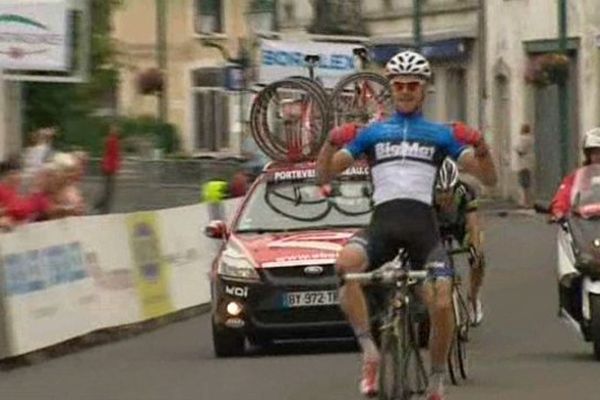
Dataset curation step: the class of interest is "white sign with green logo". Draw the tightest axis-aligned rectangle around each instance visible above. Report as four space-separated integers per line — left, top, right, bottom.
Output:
0 1 68 71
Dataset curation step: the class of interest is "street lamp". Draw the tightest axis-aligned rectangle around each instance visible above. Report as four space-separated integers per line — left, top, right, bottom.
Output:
413 0 423 51
201 1 276 154
557 0 569 177
156 0 167 123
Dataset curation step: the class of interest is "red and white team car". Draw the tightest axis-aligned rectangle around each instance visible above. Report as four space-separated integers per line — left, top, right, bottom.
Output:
206 161 372 357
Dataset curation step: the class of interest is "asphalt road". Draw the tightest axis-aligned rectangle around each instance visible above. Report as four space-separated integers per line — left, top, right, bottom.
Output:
1 211 600 400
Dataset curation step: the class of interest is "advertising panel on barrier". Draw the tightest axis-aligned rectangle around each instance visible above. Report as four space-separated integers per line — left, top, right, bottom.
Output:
78 214 141 328
258 39 359 88
0 0 70 71
158 204 210 310
0 219 99 356
126 212 173 320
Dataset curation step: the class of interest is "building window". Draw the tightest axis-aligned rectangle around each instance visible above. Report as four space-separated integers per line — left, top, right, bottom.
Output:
283 1 295 23
446 67 467 122
247 0 276 31
195 0 223 34
192 68 230 152
194 90 230 151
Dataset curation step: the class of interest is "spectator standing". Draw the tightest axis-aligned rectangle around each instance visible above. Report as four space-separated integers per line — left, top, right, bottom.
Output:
95 125 122 214
52 153 86 216
22 127 56 190
514 123 535 208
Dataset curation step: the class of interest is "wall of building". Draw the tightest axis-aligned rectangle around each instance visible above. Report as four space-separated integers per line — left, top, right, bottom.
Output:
113 0 249 154
486 0 600 200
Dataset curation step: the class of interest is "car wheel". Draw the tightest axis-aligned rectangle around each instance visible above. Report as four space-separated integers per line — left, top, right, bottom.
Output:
212 319 245 357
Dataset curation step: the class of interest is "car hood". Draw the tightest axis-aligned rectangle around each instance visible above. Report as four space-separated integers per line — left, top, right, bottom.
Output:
229 228 360 268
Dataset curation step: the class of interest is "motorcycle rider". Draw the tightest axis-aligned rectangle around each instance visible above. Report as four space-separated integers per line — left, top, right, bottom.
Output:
434 158 486 326
551 128 600 219
550 128 600 323
316 50 497 400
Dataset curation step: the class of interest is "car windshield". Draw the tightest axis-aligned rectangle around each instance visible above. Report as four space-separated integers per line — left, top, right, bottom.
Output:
234 178 372 232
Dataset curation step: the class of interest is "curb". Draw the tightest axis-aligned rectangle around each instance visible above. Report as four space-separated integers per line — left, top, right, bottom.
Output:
0 303 211 370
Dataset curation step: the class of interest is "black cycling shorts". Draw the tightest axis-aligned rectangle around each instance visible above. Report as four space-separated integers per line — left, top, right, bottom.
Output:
348 199 453 278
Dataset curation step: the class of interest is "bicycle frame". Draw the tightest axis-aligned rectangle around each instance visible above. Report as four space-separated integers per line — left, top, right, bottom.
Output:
344 257 429 399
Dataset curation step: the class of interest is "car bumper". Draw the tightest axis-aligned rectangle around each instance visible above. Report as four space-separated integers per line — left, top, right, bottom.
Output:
212 271 352 340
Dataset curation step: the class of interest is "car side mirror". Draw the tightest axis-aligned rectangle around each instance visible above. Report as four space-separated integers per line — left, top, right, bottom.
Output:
205 220 228 239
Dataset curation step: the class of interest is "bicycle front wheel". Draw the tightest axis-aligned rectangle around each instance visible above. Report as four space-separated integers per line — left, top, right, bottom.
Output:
378 323 401 400
378 311 428 400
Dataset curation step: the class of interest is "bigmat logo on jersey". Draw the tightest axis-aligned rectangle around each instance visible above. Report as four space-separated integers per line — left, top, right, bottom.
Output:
375 142 435 161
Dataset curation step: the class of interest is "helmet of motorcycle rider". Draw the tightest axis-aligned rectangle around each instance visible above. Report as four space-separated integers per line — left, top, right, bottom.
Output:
583 128 600 150
385 50 432 81
436 158 460 192
583 128 600 165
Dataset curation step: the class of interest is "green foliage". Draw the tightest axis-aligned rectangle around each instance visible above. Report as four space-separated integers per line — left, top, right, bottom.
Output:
57 116 109 156
24 0 123 143
56 116 179 157
117 116 180 154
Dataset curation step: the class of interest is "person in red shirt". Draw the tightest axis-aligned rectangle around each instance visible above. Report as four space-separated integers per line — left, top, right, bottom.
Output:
95 125 122 214
0 155 51 224
551 128 600 219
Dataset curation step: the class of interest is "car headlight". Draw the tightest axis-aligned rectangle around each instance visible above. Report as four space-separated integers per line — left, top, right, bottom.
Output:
218 249 259 281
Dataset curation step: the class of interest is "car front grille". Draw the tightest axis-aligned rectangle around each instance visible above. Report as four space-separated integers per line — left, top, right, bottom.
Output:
261 264 336 282
253 306 346 325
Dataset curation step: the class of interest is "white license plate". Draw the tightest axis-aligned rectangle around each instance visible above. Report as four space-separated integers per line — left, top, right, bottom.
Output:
284 290 339 308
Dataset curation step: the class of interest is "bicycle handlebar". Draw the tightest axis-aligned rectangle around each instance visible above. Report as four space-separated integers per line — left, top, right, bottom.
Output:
342 268 428 286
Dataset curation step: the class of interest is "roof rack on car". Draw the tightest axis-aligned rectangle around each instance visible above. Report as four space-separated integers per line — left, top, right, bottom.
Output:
263 161 317 171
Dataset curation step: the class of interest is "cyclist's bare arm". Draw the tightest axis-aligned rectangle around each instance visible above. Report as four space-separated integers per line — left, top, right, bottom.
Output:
459 149 497 187
316 143 354 185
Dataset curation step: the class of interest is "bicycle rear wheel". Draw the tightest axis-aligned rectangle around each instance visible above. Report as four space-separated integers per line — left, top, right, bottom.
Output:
250 78 330 161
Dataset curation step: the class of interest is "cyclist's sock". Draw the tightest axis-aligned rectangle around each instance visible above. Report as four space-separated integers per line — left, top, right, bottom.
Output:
427 367 446 395
354 329 379 361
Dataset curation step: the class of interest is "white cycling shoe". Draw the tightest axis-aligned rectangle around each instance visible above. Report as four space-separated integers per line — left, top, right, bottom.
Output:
470 297 484 326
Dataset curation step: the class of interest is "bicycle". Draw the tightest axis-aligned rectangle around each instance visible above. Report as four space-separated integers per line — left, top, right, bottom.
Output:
331 47 394 126
342 252 429 400
444 237 472 385
250 49 393 162
250 54 331 162
263 172 373 222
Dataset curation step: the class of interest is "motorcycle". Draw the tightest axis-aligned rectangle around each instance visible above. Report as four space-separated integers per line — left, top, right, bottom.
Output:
538 164 600 360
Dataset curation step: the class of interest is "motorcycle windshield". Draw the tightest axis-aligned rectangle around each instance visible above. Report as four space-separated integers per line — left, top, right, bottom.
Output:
572 165 600 219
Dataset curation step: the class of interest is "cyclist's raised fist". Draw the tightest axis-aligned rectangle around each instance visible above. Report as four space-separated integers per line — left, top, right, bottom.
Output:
328 123 360 148
452 121 483 147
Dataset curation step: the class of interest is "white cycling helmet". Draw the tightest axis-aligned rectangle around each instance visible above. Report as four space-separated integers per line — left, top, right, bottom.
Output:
385 50 432 80
583 127 600 150
436 158 459 191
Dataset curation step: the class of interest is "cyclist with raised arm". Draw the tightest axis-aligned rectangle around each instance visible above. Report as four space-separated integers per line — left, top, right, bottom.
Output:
435 158 486 326
316 51 497 400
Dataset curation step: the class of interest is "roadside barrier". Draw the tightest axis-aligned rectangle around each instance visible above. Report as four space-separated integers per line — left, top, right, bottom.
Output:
0 199 241 359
